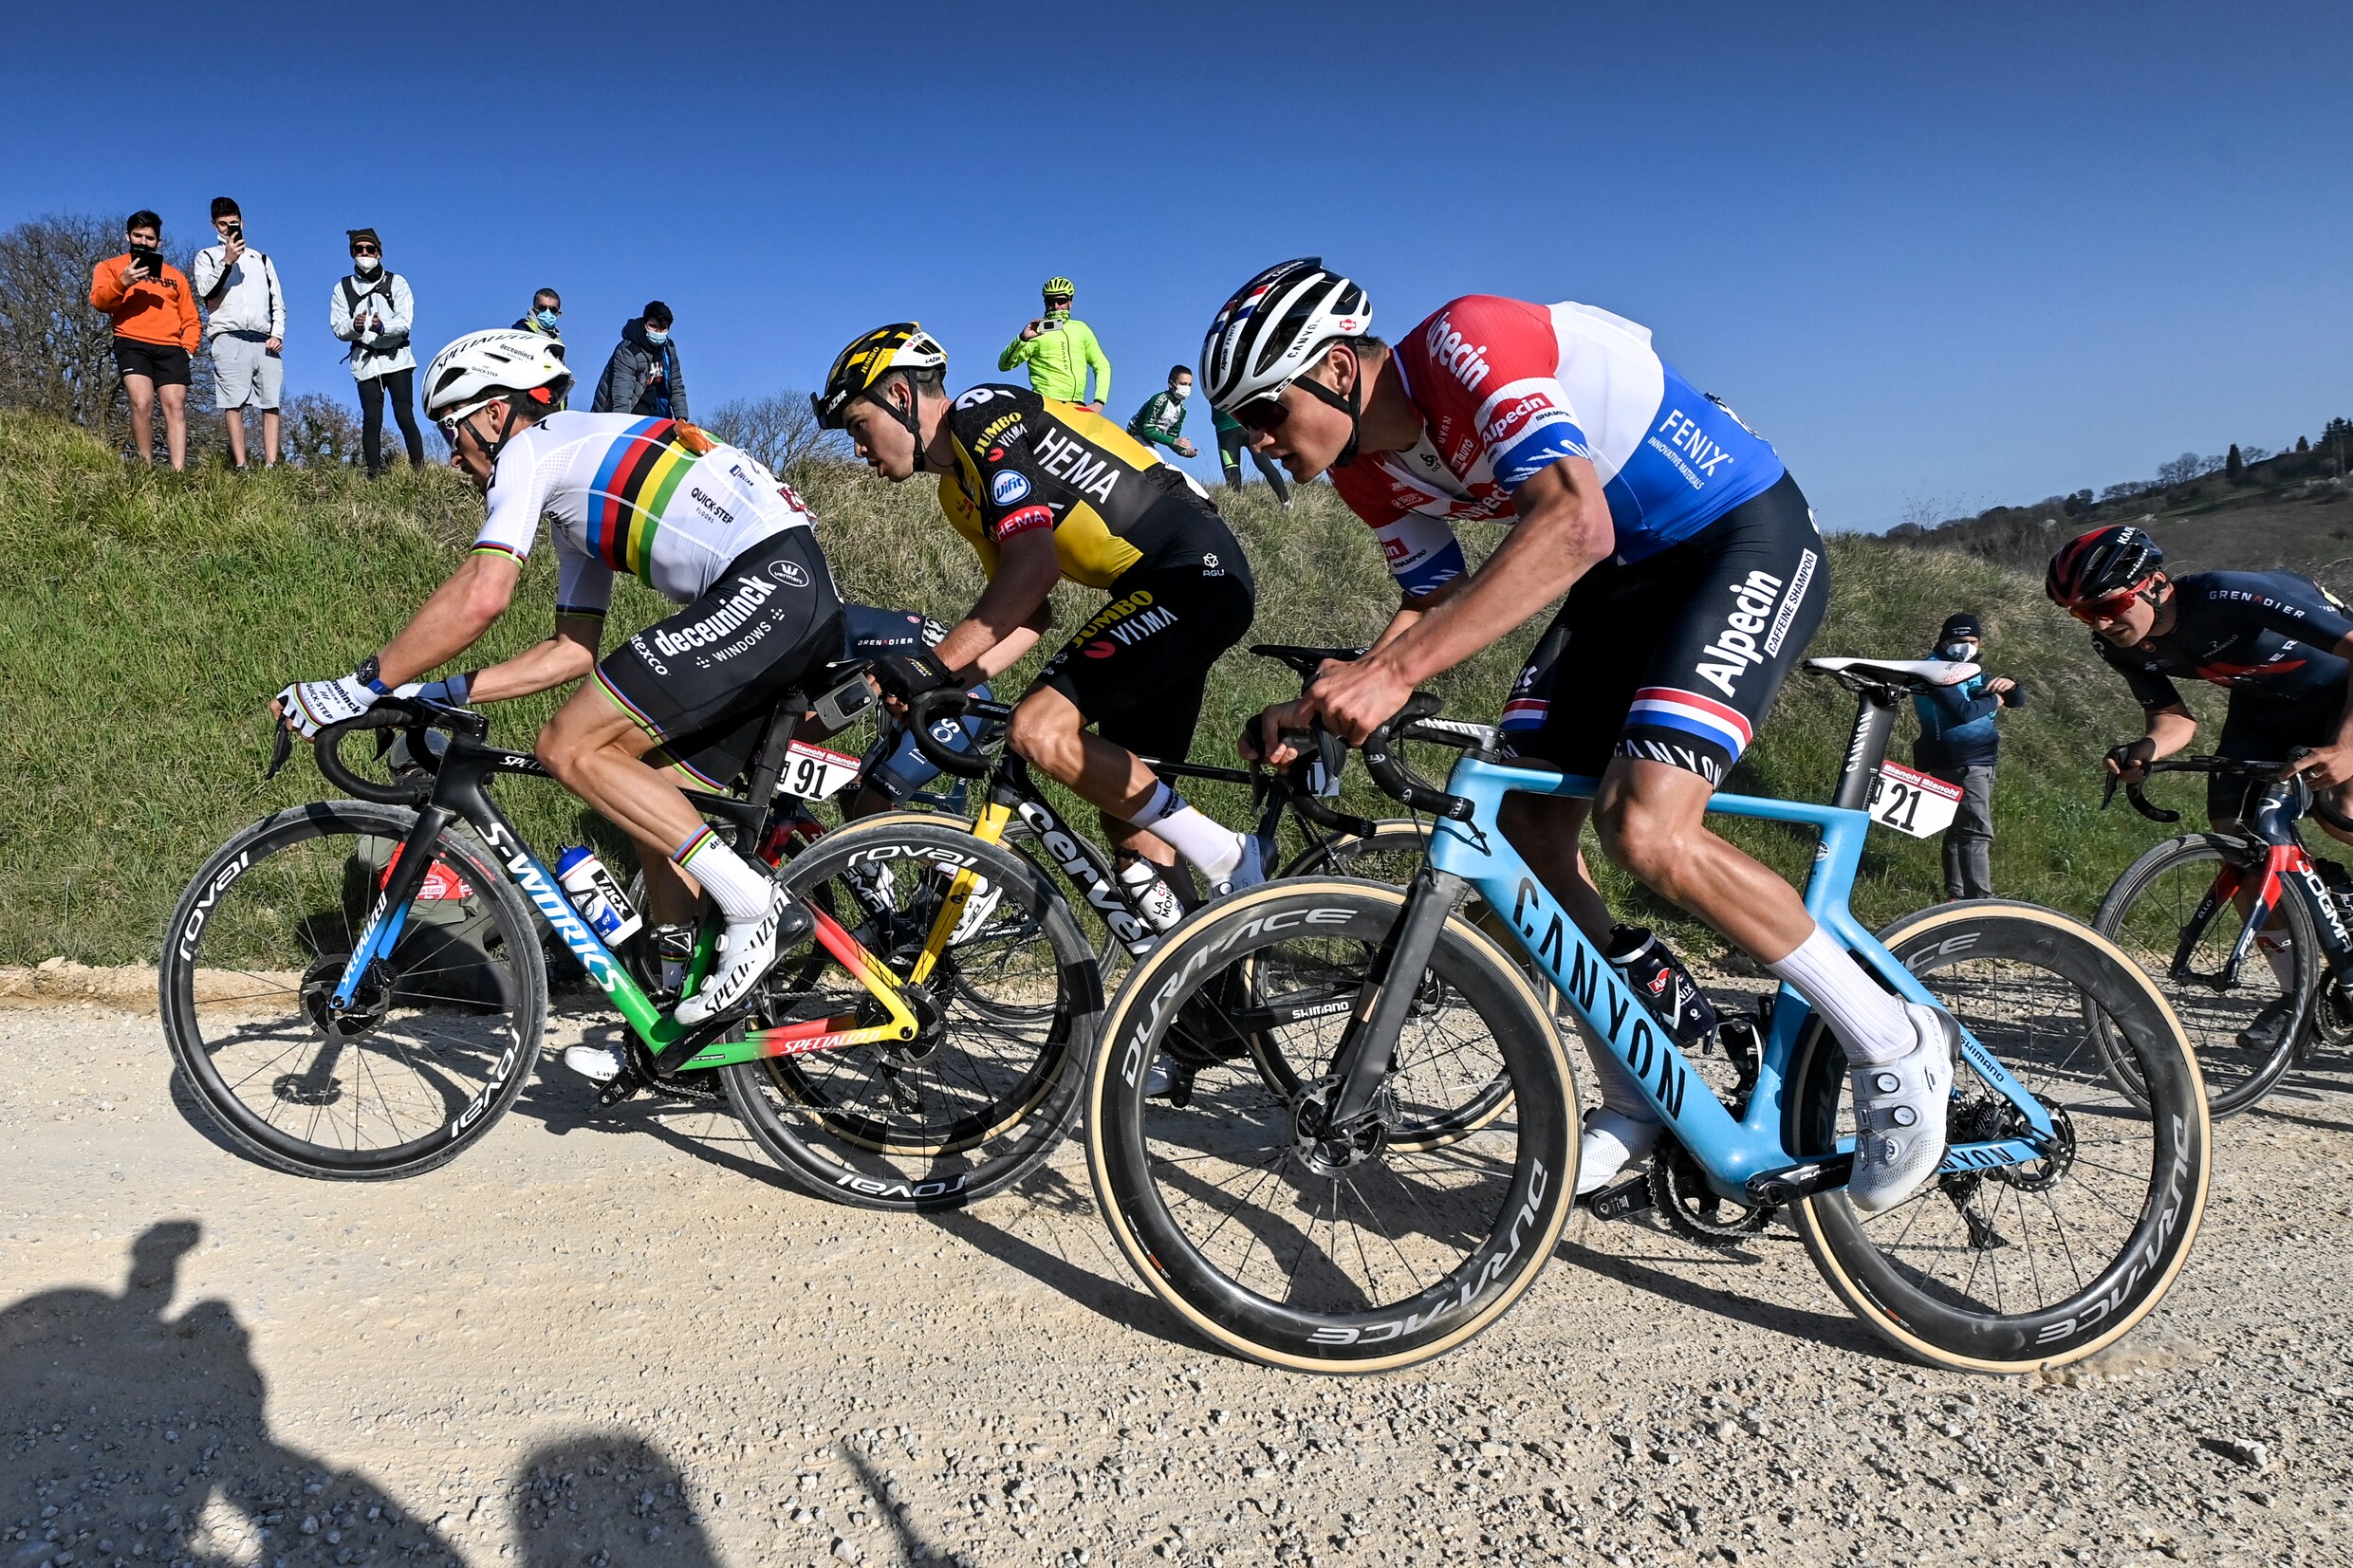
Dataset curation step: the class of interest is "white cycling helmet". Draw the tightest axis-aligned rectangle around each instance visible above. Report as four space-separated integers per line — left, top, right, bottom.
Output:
422 328 573 424
1199 257 1372 414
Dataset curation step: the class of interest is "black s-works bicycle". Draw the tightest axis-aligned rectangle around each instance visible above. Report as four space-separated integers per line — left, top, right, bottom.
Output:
161 692 1093 1203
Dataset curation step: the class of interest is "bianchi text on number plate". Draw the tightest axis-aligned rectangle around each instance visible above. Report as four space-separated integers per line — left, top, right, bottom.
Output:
782 741 862 801
1866 762 1963 839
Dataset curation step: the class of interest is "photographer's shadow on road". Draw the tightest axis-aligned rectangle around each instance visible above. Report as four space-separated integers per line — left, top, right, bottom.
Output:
510 1433 721 1568
0 1221 458 1566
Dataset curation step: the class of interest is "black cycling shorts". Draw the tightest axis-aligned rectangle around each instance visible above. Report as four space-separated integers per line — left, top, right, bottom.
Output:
1035 509 1256 766
597 529 844 789
113 336 192 388
1502 470 1826 786
2207 700 2341 822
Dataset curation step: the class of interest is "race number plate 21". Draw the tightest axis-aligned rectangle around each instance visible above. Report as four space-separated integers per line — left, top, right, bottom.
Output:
780 741 862 802
1866 762 1962 839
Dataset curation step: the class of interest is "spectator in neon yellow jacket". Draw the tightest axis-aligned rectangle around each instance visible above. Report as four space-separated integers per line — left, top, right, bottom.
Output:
998 275 1110 409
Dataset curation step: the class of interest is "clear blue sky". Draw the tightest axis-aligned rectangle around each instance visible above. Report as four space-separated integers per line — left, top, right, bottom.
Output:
6 1 2344 528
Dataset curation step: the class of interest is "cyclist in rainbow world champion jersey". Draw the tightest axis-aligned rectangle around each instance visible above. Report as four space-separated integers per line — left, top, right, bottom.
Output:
1209 260 1958 1214
812 324 1269 905
269 330 845 1057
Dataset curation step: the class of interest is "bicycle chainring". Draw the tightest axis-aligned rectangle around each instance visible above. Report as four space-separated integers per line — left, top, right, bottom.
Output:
1647 1135 1774 1245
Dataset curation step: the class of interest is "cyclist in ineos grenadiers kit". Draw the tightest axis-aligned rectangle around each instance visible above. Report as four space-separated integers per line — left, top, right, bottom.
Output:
270 330 851 1078
1207 258 1961 1214
2049 524 2353 1047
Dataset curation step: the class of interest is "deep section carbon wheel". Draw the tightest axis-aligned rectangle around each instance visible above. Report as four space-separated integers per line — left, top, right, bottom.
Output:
1788 902 2208 1373
1087 878 1576 1373
719 816 1099 1209
159 802 546 1179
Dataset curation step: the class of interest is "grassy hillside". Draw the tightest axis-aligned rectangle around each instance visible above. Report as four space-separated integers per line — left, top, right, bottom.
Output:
0 411 2221 965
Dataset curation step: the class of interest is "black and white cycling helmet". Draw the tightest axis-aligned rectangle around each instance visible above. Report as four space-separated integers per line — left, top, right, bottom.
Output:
423 329 573 425
1199 257 1373 415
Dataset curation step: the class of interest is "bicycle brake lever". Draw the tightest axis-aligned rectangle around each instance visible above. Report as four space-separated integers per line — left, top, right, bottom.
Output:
264 718 294 781
2100 773 2118 811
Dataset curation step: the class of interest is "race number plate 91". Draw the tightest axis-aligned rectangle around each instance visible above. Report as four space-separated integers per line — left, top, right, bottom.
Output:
1866 762 1963 839
780 741 862 802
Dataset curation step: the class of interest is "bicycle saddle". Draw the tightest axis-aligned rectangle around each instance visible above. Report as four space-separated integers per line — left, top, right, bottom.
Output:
1251 643 1368 677
1806 655 1980 691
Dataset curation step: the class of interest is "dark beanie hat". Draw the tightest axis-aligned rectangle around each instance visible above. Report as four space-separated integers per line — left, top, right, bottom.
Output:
1939 612 1983 641
346 227 381 253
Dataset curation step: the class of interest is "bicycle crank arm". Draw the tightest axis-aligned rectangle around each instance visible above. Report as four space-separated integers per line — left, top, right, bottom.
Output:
1584 1173 1655 1222
1745 1155 1854 1207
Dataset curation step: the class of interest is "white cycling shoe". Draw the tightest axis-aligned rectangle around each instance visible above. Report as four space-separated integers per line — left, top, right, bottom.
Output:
1846 1005 1956 1215
561 1044 624 1083
674 885 796 1027
1574 1107 1663 1197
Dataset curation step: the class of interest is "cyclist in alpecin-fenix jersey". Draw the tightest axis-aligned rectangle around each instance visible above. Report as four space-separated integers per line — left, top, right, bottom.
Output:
1205 258 1959 1213
812 324 1267 903
270 330 844 1063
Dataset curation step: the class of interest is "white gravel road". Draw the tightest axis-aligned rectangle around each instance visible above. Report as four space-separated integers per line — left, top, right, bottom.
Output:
5 998 2352 1568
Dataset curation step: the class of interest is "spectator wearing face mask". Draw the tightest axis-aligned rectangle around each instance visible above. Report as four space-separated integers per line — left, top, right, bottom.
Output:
190 195 286 470
1126 365 1199 459
511 287 567 408
592 300 687 421
1911 612 2023 901
328 228 423 476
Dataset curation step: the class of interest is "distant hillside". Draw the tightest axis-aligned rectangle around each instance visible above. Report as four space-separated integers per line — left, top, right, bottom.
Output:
1891 418 2353 589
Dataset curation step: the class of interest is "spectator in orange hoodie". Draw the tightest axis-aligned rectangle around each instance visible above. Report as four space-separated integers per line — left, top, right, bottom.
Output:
88 210 201 470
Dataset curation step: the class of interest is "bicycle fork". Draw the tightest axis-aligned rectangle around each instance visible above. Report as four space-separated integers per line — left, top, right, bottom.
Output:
1322 866 1470 1128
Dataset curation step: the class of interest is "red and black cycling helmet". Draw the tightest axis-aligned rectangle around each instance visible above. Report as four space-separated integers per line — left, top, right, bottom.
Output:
2047 525 2164 609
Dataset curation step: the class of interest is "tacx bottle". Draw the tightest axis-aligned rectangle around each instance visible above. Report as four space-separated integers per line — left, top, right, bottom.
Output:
554 847 643 945
1603 924 1718 1045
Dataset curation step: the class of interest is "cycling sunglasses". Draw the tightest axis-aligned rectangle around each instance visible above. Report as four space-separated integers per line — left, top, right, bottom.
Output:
2065 578 2156 622
1232 395 1289 434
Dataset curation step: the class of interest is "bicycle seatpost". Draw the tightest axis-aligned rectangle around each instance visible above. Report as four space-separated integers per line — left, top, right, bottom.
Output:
1831 687 1902 813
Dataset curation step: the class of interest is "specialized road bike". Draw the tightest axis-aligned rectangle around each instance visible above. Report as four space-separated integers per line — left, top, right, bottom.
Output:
1084 657 2211 1374
161 687 1091 1206
2094 753 2353 1116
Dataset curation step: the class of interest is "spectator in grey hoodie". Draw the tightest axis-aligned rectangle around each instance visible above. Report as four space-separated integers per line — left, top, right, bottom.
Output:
592 301 687 421
191 196 287 470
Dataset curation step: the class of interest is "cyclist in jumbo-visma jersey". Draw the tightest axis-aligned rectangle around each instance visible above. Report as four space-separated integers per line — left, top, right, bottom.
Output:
1202 259 1960 1215
270 330 847 1076
813 324 1268 909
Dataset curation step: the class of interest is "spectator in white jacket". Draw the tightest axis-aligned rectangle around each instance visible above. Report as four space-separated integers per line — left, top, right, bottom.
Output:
328 227 421 477
191 196 287 470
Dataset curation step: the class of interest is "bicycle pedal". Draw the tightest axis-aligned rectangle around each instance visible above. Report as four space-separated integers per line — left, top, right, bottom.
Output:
1584 1172 1655 1223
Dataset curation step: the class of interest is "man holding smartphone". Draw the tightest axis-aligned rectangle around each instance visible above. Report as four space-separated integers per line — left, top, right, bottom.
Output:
997 276 1111 412
87 210 200 470
192 196 287 470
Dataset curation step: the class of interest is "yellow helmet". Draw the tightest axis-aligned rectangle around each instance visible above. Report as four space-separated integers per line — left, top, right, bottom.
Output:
811 323 949 430
1041 276 1075 301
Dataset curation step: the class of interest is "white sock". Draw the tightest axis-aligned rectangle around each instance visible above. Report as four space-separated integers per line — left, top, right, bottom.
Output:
1129 782 1244 882
672 826 771 923
1768 925 1918 1066
1575 1017 1659 1122
2258 933 2296 990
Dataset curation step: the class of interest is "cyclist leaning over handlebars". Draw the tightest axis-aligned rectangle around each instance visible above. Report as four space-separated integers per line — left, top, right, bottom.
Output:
2048 524 2353 1049
1207 259 1960 1215
269 330 849 1071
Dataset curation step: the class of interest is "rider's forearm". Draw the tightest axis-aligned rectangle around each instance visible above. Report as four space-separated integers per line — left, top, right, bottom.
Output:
466 624 602 703
373 556 520 686
2142 708 2198 760
973 625 1043 679
1377 494 1610 688
934 548 1060 677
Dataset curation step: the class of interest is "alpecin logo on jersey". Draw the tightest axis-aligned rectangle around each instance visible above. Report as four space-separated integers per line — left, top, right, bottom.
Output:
1425 315 1492 394
1692 550 1817 698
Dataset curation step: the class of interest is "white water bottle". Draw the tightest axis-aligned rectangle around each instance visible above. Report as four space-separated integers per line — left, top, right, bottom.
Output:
555 847 643 945
1118 858 1186 932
